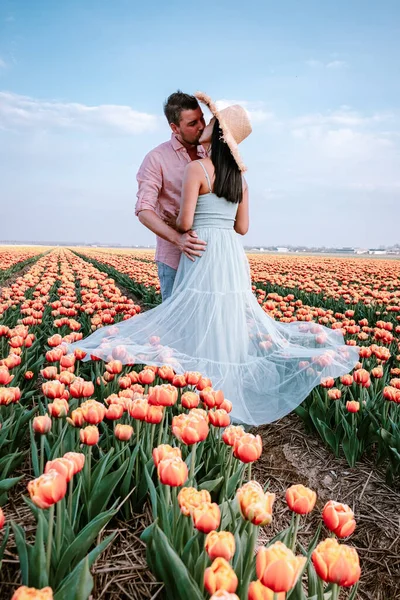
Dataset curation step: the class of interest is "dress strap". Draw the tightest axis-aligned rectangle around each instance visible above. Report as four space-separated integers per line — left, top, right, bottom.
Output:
197 160 212 193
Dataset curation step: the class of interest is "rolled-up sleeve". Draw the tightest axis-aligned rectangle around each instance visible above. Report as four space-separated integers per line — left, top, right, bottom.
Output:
135 151 163 216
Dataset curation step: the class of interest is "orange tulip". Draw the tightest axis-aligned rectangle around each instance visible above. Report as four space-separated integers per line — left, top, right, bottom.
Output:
320 377 335 388
172 374 187 387
27 469 67 509
69 379 94 398
145 404 164 424
185 371 202 385
60 354 76 369
11 586 54 600
220 399 233 413
158 365 175 382
210 592 240 600
41 367 58 380
63 452 85 474
312 538 361 586
128 396 149 420
105 403 124 420
25 371 34 380
42 381 65 399
67 408 85 427
79 425 100 446
48 398 69 418
286 484 317 515
172 413 209 445
236 482 275 526
177 486 211 516
45 458 75 483
181 391 200 409
58 371 76 385
205 531 235 561
346 400 360 413
204 557 238 595
157 457 188 487
248 580 285 600
208 409 230 428
105 360 123 374
353 368 370 388
371 366 384 378
32 415 52 435
256 541 306 592
153 444 182 467
233 433 262 463
0 388 14 406
115 424 134 441
340 374 353 386
80 399 106 424
200 387 224 409
0 506 5 529
47 334 63 347
222 425 245 447
192 501 221 533
138 368 156 385
322 501 356 538
148 384 178 407
327 388 342 400
197 376 212 391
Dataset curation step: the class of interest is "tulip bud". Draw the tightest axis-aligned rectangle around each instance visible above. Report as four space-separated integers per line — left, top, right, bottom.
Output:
177 486 211 516
80 425 100 446
11 586 54 600
322 500 356 538
312 538 361 586
115 424 134 441
248 581 285 600
205 531 235 561
153 444 181 467
33 415 52 435
27 470 68 509
286 484 317 515
0 507 5 529
63 452 85 474
233 433 262 463
157 456 188 487
204 558 238 595
346 400 360 413
192 501 221 533
256 541 306 592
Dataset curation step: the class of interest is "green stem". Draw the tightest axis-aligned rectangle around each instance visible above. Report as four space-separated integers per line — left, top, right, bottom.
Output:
40 434 45 474
317 578 325 600
46 504 55 579
87 446 92 493
157 409 166 447
189 442 197 484
290 513 301 551
149 423 156 453
68 479 73 525
248 462 252 481
56 499 62 560
164 484 171 507
240 523 258 598
331 583 340 600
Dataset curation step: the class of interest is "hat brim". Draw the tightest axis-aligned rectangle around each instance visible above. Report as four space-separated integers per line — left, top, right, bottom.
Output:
195 91 247 172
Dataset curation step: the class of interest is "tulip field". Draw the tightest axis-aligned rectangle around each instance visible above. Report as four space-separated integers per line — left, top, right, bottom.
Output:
0 246 399 600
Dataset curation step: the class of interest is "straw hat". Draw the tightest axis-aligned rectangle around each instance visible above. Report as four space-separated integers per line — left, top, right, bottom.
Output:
195 91 252 172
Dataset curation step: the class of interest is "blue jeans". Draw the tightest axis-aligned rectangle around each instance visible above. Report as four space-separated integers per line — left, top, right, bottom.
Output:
156 261 177 301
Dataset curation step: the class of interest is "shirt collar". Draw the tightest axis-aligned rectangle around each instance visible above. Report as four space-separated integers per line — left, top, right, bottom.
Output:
170 134 208 157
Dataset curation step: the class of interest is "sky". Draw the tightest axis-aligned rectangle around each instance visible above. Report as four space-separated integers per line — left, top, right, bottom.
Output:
0 0 399 248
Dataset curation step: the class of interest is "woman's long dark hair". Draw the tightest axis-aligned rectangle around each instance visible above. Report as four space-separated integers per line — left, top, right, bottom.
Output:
210 119 243 204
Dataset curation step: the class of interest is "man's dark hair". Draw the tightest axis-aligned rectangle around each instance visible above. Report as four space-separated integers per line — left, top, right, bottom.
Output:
163 90 199 125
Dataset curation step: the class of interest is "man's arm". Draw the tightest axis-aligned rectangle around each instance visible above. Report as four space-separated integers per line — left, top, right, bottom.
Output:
135 152 206 261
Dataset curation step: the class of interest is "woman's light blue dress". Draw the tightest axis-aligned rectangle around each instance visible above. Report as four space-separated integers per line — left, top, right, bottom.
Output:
66 167 359 425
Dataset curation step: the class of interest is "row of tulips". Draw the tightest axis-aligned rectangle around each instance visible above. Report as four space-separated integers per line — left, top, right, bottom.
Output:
0 346 362 599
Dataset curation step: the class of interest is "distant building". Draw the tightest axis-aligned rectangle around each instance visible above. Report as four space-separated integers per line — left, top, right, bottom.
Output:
368 249 387 255
276 247 289 252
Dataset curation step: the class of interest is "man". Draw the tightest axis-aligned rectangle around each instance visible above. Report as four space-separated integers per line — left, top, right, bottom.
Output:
135 91 208 301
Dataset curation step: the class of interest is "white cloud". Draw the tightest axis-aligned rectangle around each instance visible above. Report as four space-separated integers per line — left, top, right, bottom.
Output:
214 98 276 124
326 60 347 69
0 58 7 69
0 91 160 134
306 58 348 70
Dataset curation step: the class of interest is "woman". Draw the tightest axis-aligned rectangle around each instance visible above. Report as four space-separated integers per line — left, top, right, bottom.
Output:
66 92 359 425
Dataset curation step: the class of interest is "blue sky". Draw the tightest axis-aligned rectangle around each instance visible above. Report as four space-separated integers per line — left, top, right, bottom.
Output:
1 0 399 248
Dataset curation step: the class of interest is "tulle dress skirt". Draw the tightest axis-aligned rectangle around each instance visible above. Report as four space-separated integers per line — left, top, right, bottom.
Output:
65 195 359 425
